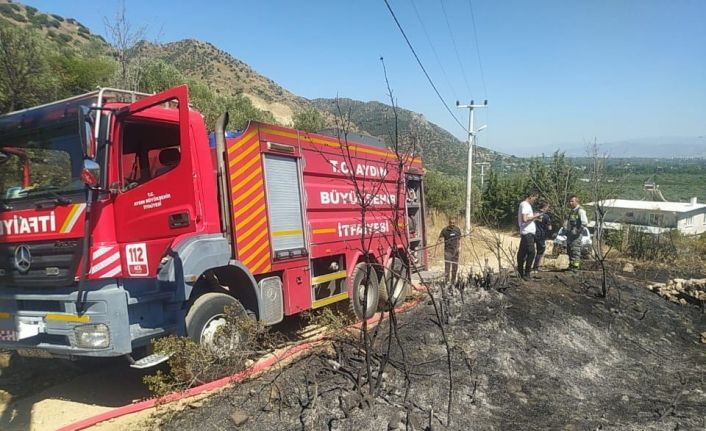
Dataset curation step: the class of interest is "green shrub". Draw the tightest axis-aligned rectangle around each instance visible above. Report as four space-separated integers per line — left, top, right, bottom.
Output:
143 304 263 397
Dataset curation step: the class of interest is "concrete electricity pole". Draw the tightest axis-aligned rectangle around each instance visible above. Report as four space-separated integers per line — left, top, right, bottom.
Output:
456 99 487 234
476 162 490 189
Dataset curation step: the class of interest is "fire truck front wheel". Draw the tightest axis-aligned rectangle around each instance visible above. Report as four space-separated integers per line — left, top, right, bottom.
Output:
185 292 251 355
379 256 411 309
350 263 380 321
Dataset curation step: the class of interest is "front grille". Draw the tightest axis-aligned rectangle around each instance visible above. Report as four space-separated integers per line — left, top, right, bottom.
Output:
0 240 81 288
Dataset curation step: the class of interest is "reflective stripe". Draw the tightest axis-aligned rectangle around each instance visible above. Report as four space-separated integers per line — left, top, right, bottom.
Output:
311 270 347 285
45 314 90 323
312 292 349 309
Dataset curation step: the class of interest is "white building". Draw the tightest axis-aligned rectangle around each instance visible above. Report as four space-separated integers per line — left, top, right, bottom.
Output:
586 198 706 235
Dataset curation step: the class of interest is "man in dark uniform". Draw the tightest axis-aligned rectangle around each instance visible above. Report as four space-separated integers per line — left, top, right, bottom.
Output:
437 217 462 284
566 195 588 271
533 202 552 271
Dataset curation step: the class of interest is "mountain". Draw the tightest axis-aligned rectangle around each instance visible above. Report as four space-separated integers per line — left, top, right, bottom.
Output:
563 137 706 158
0 1 107 51
136 39 312 125
311 98 507 173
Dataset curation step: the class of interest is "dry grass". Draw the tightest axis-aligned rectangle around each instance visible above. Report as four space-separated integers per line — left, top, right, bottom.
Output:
424 210 567 274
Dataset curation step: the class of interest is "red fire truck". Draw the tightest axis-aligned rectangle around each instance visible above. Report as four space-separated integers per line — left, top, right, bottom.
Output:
0 86 426 366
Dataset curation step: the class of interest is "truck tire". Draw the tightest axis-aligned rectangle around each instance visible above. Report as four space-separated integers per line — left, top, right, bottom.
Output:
185 292 250 356
349 263 379 321
379 256 411 309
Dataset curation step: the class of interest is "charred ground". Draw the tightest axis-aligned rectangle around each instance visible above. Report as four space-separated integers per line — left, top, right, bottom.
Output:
162 270 706 430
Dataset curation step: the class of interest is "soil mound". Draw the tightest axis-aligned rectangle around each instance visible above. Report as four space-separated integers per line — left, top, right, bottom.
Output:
163 271 706 430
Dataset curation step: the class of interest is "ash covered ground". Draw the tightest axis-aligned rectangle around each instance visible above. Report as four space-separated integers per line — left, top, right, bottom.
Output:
163 270 706 430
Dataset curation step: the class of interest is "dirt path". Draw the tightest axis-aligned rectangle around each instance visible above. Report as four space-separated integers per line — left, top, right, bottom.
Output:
0 356 151 431
160 271 706 430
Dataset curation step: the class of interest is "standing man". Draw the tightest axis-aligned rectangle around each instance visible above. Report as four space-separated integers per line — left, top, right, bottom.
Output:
437 217 462 284
533 202 552 271
517 190 542 280
566 195 589 271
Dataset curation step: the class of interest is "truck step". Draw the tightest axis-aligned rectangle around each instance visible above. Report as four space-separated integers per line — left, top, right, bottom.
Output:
129 352 171 369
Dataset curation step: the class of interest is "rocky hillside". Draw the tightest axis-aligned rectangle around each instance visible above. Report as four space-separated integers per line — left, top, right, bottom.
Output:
0 0 107 51
312 98 506 173
136 39 312 126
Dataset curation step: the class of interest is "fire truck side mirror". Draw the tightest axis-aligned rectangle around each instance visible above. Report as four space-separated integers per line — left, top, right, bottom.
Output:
81 159 100 187
78 105 95 159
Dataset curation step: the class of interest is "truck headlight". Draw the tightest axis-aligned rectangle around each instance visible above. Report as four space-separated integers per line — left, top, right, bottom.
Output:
75 324 110 349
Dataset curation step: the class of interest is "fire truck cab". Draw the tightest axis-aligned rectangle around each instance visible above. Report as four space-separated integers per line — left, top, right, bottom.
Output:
0 86 426 365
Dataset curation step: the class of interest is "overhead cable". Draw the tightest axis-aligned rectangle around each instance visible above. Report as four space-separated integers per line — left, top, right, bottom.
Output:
468 0 488 100
439 0 473 97
409 0 458 98
383 0 468 133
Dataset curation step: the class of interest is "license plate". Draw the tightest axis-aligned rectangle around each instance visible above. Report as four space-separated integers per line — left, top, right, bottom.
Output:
17 348 53 358
0 330 17 342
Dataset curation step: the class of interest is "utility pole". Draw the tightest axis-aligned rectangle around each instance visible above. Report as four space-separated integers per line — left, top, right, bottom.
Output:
476 162 490 190
456 99 487 234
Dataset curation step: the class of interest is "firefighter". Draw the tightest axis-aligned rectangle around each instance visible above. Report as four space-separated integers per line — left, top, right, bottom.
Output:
566 195 588 271
436 217 461 284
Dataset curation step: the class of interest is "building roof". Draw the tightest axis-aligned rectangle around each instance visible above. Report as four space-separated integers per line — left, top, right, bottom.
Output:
586 199 706 213
597 221 674 234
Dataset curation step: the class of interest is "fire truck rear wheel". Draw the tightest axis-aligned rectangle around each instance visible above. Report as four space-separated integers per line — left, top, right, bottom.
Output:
379 256 411 309
350 263 380 321
185 292 250 355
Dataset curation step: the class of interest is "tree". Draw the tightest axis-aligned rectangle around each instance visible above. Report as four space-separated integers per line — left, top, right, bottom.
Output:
50 53 115 98
587 142 621 297
0 26 51 112
292 108 325 132
527 151 579 229
103 1 147 90
424 170 465 216
137 59 184 93
479 170 525 226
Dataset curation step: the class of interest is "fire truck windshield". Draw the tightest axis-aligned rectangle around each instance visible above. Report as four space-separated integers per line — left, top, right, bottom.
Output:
0 119 84 202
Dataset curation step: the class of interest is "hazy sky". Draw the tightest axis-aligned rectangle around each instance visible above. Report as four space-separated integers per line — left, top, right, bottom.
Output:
22 0 706 156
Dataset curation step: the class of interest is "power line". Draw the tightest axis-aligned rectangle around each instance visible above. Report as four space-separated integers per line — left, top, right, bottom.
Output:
409 0 458 98
383 0 468 133
439 0 473 97
467 0 488 100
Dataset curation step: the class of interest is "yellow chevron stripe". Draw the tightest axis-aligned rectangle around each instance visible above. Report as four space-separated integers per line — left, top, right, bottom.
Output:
239 217 267 242
249 253 271 274
233 179 263 206
238 153 261 176
242 241 269 266
232 141 260 166
227 130 257 154
313 228 336 234
231 165 262 189
239 228 268 254
235 191 264 218
237 203 266 228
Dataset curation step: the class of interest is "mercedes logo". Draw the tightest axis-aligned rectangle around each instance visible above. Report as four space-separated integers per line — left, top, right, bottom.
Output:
14 245 32 274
